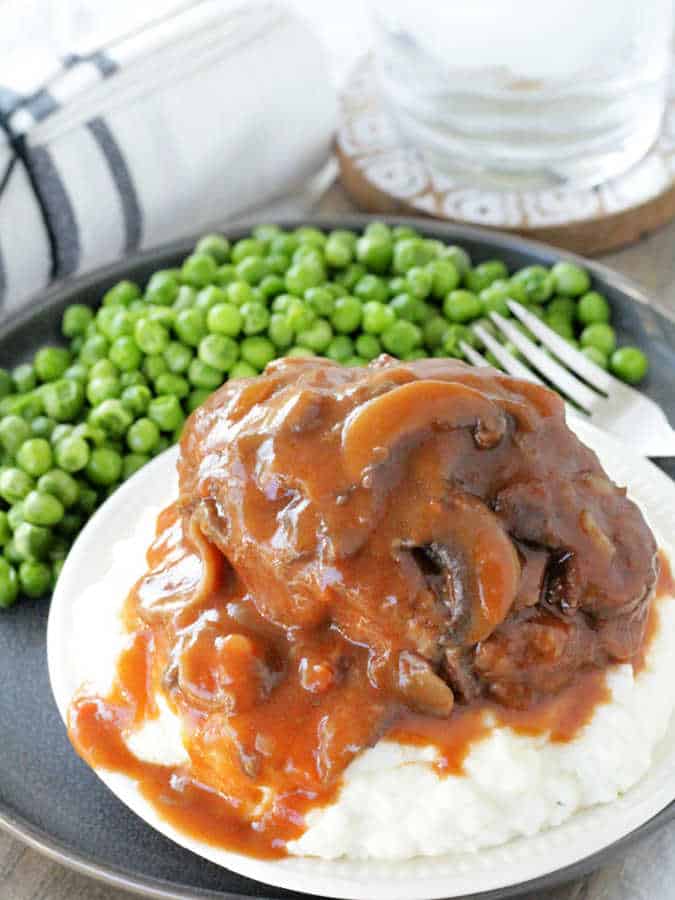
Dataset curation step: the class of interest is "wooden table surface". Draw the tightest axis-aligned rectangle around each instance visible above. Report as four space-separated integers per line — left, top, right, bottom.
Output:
2 182 675 900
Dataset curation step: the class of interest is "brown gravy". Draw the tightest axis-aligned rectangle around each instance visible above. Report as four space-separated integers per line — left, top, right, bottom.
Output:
68 358 666 858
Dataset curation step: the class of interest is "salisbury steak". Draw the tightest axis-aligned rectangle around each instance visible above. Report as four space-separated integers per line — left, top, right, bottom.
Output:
178 355 658 712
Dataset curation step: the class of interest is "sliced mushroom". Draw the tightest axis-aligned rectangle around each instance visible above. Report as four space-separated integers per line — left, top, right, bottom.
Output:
341 380 507 482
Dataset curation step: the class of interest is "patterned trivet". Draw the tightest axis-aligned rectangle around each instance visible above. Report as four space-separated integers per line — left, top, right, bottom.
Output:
337 56 675 255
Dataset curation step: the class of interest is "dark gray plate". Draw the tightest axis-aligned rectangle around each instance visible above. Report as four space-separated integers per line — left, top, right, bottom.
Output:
0 217 673 900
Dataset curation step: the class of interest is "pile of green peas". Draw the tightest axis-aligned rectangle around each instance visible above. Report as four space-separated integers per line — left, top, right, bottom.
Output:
0 222 648 608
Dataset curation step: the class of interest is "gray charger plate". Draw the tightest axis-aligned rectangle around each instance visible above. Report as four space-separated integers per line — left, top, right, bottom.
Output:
0 216 674 900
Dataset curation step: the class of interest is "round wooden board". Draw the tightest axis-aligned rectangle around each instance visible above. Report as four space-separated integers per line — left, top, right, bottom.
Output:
337 57 675 256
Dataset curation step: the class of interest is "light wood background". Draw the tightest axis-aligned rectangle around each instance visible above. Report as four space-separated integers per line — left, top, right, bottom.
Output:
2 182 674 900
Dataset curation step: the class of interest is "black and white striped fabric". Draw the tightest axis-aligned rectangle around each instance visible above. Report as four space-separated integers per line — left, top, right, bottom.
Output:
0 1 335 315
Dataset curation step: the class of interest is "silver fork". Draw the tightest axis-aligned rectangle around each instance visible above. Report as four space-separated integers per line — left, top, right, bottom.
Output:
460 300 675 458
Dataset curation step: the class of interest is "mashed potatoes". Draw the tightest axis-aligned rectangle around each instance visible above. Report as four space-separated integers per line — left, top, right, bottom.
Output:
68 495 675 861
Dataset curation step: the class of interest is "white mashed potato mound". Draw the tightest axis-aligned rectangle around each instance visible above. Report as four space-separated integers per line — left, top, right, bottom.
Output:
72 505 675 861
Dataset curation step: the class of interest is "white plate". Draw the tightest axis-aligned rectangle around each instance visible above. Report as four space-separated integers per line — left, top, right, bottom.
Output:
48 419 675 900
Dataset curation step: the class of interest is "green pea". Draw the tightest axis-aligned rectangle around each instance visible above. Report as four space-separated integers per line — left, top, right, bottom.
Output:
143 354 168 382
265 253 291 277
325 335 354 363
86 376 121 406
580 323 617 356
174 308 207 347
304 287 335 317
37 469 79 508
285 259 325 295
172 285 197 310
0 559 19 608
355 333 381 360
89 359 118 381
362 301 396 335
546 297 577 320
240 302 270 336
4 540 24 566
163 342 193 375
181 253 218 287
331 296 362 334
14 522 52 561
188 359 223 389
240 336 276 370
80 334 110 367
0 511 10 546
119 384 150 417
354 274 388 304
294 226 327 250
77 485 99 515
66 345 91 372
86 447 122 486
285 299 315 334
198 334 239 372
440 245 471 278
297 320 333 353
154 373 189 399
148 396 184 433
195 286 228 314
51 424 73 445
325 233 353 268
195 233 230 263
479 281 513 317
510 266 554 303
134 319 169 355
465 260 508 294
393 239 434 274
13 364 37 393
23 490 64 526
226 281 255 307
108 335 141 372
389 294 420 323
7 503 24 532
16 439 52 477
229 362 258 380
187 388 212 412
127 418 160 454
355 234 393 274
610 346 648 384
102 280 140 307
577 291 610 325
34 347 71 383
146 270 179 305
55 436 90 473
236 256 267 285
206 303 243 337
89 399 133 437
423 315 450 349
19 560 52 598
62 304 94 338
443 290 483 323
231 238 265 263
552 261 591 297
259 274 285 299
381 320 422 356
545 314 575 340
428 259 460 298
405 266 433 300
335 263 366 291
0 414 31 454
59 511 84 536
268 313 294 350
0 468 34 504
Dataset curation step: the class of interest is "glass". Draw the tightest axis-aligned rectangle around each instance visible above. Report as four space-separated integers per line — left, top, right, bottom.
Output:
369 0 674 189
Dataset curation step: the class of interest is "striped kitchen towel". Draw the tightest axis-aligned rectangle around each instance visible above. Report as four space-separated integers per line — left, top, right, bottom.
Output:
0 1 336 315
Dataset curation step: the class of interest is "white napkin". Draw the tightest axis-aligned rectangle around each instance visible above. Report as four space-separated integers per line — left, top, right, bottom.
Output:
0 1 336 315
